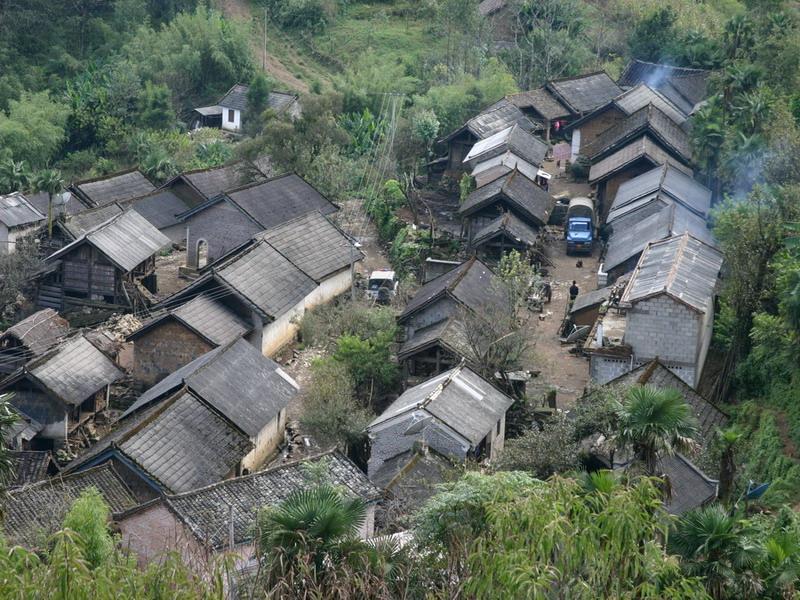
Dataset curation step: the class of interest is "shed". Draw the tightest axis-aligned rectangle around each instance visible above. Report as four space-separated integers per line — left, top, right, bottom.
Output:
37 209 170 311
460 169 554 243
68 169 156 208
569 284 615 327
0 309 70 374
0 333 123 448
2 463 136 549
115 451 381 570
367 365 515 477
0 192 45 254
197 84 301 132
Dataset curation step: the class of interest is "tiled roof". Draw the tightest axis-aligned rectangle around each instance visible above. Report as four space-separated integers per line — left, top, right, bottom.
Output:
27 335 123 406
618 60 710 110
226 174 338 231
604 209 674 272
588 136 693 183
9 451 53 487
369 365 514 445
460 169 553 226
117 391 252 493
1 308 70 357
471 211 541 249
583 104 691 162
547 72 623 114
607 359 728 444
122 339 297 438
471 151 542 187
218 85 300 115
443 98 536 142
0 193 45 228
4 406 43 446
621 233 723 313
369 449 455 511
174 163 266 200
570 285 614 314
164 450 380 550
399 257 507 320
60 203 124 239
3 464 136 549
397 316 468 360
48 209 170 273
216 240 317 320
26 191 85 218
70 169 156 208
171 295 251 346
126 189 189 230
614 83 688 124
256 211 361 282
507 88 571 120
464 124 549 168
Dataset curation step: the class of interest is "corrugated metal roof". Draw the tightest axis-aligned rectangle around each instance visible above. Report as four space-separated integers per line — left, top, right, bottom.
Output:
28 335 123 405
3 464 136 549
621 233 723 313
460 169 553 226
547 72 623 114
604 209 673 272
588 136 692 183
0 193 45 228
256 211 361 282
164 451 381 550
368 365 514 445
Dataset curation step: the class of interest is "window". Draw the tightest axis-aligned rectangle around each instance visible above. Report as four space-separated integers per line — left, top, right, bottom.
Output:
228 109 235 123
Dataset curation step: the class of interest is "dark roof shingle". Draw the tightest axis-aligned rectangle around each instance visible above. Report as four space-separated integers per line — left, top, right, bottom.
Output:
0 193 45 228
70 169 156 208
460 169 553 226
1 309 70 357
547 72 623 114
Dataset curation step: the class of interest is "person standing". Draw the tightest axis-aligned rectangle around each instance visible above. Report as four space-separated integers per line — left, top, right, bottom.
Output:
569 280 579 303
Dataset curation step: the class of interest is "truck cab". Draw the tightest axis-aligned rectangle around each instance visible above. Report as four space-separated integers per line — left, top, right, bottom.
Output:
566 197 594 255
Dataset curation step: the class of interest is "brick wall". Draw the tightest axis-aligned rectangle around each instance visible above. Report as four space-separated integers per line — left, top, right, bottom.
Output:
577 108 625 155
132 319 213 389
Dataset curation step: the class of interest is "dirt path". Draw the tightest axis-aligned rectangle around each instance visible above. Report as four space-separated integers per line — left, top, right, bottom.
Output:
529 168 594 409
216 0 310 93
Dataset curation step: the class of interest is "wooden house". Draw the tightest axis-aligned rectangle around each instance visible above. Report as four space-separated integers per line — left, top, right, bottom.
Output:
36 209 170 311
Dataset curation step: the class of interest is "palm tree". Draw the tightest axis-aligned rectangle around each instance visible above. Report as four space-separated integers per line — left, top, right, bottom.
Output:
717 427 743 504
0 158 30 195
33 168 64 238
255 484 367 579
671 505 762 599
614 385 697 476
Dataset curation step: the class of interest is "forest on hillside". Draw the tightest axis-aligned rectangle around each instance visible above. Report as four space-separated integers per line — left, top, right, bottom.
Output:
0 0 800 598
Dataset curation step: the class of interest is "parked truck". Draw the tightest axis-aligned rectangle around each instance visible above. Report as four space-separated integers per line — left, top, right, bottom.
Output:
566 197 594 254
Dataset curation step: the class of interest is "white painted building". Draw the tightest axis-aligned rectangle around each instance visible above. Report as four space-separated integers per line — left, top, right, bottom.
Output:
0 193 45 254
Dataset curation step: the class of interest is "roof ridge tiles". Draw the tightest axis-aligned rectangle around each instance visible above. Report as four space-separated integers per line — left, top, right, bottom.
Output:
419 361 466 410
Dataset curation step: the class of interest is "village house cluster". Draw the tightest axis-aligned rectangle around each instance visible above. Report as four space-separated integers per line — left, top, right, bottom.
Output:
0 57 728 581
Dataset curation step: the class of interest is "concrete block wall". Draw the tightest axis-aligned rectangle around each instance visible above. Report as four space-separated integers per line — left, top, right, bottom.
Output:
625 295 700 365
590 355 634 385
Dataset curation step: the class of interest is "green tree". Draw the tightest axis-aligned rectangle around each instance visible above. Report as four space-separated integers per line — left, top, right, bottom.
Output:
333 333 398 401
629 7 678 62
496 414 580 477
0 92 69 168
0 395 17 501
59 488 114 569
0 158 30 194
245 73 272 134
614 385 697 476
33 168 64 237
717 427 744 504
137 82 174 130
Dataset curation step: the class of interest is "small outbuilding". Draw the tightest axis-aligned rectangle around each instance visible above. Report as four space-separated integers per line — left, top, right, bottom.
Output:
0 192 45 254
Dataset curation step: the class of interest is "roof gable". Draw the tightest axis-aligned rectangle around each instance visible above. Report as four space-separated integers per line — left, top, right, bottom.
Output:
588 136 693 183
464 124 549 168
460 169 553 226
1 309 69 357
547 72 623 114
70 169 156 208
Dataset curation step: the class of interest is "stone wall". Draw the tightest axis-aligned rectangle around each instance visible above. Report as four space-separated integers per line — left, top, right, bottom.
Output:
132 319 213 389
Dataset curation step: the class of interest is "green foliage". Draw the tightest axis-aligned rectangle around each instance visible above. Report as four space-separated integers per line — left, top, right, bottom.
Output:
458 173 473 204
0 396 17 499
300 357 372 449
264 0 334 33
137 82 174 130
0 159 31 195
629 7 678 62
0 92 69 168
496 414 580 477
59 488 114 569
333 332 398 397
338 108 385 156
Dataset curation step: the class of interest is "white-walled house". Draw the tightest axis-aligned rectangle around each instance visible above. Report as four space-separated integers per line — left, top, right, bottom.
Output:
192 84 301 132
0 193 45 254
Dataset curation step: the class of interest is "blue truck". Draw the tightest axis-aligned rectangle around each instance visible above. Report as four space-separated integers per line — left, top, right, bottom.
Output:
566 197 595 255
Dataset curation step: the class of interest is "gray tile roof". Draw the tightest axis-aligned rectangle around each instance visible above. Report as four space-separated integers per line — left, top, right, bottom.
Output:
614 83 688 124
460 169 553 226
9 451 53 487
126 189 189 230
583 104 691 162
26 191 85 218
163 450 381 550
226 174 338 231
171 295 251 346
607 359 728 444
570 284 614 315
256 211 361 282
547 72 623 114
0 193 45 228
123 339 297 438
71 169 156 207
471 211 541 249
118 391 252 493
218 85 300 115
216 240 317 320
508 88 571 121
4 407 43 446
176 163 267 200
588 136 693 183
400 257 507 320
60 203 124 239
3 464 136 549
369 449 455 511
28 335 123 406
621 233 723 313
397 316 468 360
465 124 549 168
619 60 710 109
445 98 536 142
661 454 717 515
369 365 514 445
608 163 711 222
48 209 170 273
1 308 70 357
